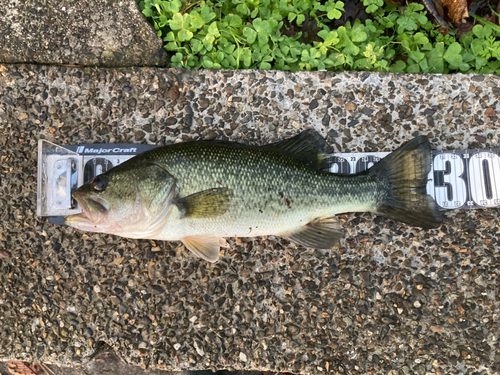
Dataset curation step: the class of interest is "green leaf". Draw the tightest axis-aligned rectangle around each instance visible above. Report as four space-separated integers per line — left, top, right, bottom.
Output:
243 27 257 44
296 14 305 26
200 6 216 23
224 44 236 54
178 29 194 42
190 38 202 52
207 21 220 37
164 31 175 42
417 14 428 25
407 2 424 11
290 47 301 57
475 56 488 69
260 61 272 69
459 62 470 72
378 59 388 68
190 14 205 29
390 60 407 72
352 25 367 43
321 31 340 46
327 8 342 20
159 14 169 27
171 52 183 66
229 14 242 28
470 39 485 56
236 3 250 16
366 4 378 13
406 63 420 73
216 50 225 62
426 43 445 72
409 50 425 62
202 59 214 69
169 13 185 30
419 58 429 72
241 48 252 68
444 42 462 67
379 15 396 28
343 42 360 56
472 15 500 35
165 41 179 51
258 33 269 47
413 32 429 45
253 18 272 34
397 17 417 31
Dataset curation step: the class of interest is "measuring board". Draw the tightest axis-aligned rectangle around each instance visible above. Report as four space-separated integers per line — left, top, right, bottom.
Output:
37 140 500 221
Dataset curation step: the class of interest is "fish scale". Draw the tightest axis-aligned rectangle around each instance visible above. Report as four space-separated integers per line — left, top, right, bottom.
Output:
65 131 442 262
138 141 379 239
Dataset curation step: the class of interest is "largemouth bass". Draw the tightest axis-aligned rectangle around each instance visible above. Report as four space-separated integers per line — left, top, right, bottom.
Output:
65 131 442 262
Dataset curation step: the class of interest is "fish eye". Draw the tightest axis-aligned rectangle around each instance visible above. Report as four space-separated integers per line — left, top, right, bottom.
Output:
91 177 107 192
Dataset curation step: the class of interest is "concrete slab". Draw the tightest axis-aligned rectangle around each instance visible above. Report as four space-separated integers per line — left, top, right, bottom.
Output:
0 64 499 374
0 0 169 66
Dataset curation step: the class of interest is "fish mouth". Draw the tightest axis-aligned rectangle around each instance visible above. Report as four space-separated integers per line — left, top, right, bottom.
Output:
64 191 109 227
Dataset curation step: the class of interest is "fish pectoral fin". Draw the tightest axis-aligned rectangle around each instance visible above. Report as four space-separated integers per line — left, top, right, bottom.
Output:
182 235 228 262
285 216 343 249
176 187 233 219
262 130 331 170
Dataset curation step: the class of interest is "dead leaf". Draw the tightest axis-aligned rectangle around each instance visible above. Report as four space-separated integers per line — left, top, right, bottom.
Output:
440 0 470 23
425 0 450 27
6 362 41 375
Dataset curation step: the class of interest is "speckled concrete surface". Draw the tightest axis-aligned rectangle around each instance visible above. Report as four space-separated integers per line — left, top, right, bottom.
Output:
0 64 499 374
0 0 169 67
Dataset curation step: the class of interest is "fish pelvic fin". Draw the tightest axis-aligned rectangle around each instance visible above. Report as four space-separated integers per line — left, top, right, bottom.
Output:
370 136 442 229
285 216 343 249
182 235 228 262
176 187 233 219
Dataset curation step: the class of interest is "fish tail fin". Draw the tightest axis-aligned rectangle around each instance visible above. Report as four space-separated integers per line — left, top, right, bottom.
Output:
369 136 442 228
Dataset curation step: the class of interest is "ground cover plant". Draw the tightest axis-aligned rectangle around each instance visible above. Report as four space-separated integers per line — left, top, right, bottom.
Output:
138 0 500 73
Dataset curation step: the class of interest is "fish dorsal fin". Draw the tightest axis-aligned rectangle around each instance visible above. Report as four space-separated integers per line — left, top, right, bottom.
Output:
262 130 331 170
285 216 343 249
175 187 233 218
182 235 229 262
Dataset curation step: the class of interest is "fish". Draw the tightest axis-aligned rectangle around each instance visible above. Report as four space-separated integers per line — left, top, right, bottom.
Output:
64 130 442 262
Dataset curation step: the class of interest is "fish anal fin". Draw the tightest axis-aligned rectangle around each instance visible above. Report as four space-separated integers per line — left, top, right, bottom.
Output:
176 187 233 219
263 130 331 170
182 235 228 262
286 216 343 249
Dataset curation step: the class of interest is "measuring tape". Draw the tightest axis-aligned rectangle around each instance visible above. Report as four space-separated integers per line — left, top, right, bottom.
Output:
328 149 500 210
37 140 500 219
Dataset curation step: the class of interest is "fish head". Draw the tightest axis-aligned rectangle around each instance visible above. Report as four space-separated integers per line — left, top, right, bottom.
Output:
64 161 177 237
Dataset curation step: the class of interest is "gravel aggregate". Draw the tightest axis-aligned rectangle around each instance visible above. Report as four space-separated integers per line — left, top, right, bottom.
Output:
0 64 499 374
0 0 169 67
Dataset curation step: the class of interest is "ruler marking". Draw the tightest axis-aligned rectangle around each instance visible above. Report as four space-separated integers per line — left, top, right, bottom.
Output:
40 144 500 218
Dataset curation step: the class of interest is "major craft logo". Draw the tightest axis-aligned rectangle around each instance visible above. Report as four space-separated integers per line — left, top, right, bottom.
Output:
76 146 138 154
